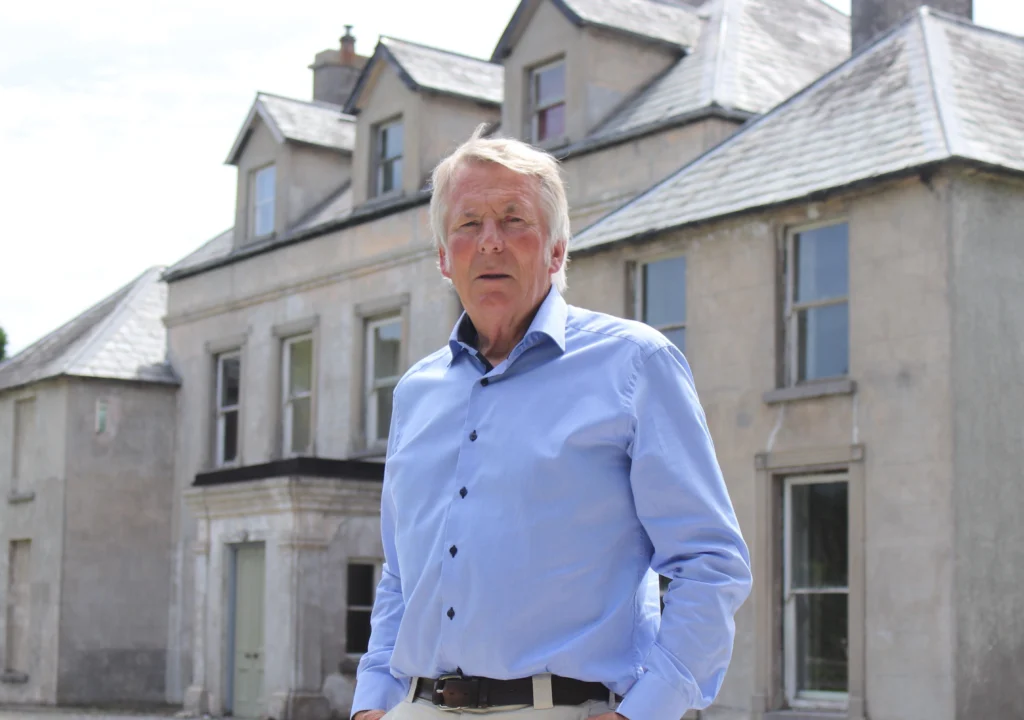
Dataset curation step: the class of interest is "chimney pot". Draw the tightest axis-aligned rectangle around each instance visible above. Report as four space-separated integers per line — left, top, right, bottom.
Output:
341 25 356 65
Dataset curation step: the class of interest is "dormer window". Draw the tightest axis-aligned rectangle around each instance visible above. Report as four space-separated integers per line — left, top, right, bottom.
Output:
529 59 565 144
374 118 404 196
252 164 276 238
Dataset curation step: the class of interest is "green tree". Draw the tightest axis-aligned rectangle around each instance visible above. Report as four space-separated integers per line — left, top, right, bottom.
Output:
0 326 6 362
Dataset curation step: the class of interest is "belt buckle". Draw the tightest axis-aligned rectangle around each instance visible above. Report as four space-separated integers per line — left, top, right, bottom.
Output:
433 674 481 709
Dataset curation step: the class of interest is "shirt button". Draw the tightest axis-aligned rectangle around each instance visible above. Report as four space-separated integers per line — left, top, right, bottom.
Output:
459 487 468 498
469 430 478 441
481 378 489 387
449 545 458 557
447 607 455 620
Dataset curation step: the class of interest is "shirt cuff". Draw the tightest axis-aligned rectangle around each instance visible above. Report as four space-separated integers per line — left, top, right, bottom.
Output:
350 671 409 718
615 669 692 720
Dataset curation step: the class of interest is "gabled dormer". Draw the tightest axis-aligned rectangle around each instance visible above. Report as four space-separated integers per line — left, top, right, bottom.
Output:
225 93 356 247
344 36 503 206
492 0 701 147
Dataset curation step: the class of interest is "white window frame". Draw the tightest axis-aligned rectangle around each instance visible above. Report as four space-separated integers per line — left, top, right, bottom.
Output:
784 222 849 386
11 397 36 492
364 316 402 447
374 119 403 197
215 352 241 468
345 559 383 656
252 164 276 238
529 58 566 144
636 255 687 350
783 473 850 710
282 334 314 457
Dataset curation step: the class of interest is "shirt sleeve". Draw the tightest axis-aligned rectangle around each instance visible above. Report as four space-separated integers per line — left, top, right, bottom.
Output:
616 345 753 720
351 400 411 717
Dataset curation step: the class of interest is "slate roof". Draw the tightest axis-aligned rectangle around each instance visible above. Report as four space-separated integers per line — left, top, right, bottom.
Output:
590 0 849 141
492 0 703 60
226 93 356 164
0 268 178 393
346 37 503 113
573 8 1024 252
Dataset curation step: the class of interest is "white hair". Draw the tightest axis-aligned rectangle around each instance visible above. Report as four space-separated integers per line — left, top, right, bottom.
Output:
429 125 570 293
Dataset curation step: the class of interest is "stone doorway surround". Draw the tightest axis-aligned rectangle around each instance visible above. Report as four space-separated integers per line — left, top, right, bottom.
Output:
182 457 383 720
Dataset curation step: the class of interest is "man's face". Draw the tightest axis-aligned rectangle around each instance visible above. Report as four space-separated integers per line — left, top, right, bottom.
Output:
439 161 565 327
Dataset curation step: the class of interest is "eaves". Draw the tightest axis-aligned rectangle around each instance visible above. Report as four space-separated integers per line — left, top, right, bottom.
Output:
570 157 1024 258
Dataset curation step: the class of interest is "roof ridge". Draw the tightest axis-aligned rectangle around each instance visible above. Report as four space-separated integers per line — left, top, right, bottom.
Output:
60 267 163 377
918 7 963 157
572 9 920 248
708 0 737 107
379 35 497 65
257 91 354 117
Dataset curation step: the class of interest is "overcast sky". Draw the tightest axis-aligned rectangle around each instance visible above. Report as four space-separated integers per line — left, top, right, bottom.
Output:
1 0 1022 355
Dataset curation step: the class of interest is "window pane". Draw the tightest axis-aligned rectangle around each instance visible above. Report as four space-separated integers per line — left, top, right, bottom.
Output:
373 321 402 380
643 256 687 328
381 122 403 160
795 224 848 303
256 203 274 237
790 481 848 588
376 384 395 441
256 166 275 202
223 410 238 463
796 593 848 693
345 610 373 653
663 327 686 353
534 63 565 106
288 339 313 395
220 356 240 408
798 302 849 381
537 103 565 141
289 396 312 454
347 564 376 606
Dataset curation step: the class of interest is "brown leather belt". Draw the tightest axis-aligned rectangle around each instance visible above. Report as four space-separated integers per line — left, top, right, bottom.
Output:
414 674 612 709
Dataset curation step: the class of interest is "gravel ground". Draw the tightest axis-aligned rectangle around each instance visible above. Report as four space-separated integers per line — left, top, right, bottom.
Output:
0 708 187 720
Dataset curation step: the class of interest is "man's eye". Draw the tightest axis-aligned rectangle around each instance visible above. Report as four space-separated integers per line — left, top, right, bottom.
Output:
506 217 523 223
461 221 480 228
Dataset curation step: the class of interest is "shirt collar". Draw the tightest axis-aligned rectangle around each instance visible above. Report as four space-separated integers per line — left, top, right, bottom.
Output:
447 286 568 362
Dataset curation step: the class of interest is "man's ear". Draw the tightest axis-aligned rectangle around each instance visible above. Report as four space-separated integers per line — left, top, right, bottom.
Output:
548 239 567 274
438 247 451 279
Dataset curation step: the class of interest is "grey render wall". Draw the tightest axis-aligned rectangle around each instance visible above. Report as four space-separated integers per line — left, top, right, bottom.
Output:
0 378 69 705
285 144 352 228
163 201 457 700
949 172 1024 720
57 378 177 705
566 175 957 719
562 117 742 232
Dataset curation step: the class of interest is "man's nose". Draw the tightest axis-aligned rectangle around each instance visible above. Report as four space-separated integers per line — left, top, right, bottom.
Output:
477 219 503 253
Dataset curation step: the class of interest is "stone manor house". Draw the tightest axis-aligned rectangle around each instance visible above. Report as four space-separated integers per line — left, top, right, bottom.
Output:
0 1 1022 719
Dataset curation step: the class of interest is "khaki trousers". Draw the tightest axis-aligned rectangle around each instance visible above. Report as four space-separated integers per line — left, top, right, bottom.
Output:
383 677 615 719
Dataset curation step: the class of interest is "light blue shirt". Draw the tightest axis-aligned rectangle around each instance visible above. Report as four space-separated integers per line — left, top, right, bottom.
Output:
353 288 751 720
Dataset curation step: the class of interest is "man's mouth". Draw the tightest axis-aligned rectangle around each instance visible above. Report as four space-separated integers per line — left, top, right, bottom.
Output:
477 273 510 280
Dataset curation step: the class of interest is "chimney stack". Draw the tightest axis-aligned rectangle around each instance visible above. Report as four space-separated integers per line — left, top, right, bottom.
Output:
309 24 368 106
852 0 972 52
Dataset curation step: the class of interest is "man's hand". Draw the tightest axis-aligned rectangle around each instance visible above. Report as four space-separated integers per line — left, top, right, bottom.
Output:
352 711 386 720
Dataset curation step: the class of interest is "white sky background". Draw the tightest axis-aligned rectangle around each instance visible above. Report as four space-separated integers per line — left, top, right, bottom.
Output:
1 0 1022 354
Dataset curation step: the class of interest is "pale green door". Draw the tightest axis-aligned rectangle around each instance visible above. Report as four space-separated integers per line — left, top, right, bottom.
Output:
232 544 265 719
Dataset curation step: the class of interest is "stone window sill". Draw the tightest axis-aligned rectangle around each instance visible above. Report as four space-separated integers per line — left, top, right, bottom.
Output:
1 671 29 684
763 378 856 405
7 490 35 505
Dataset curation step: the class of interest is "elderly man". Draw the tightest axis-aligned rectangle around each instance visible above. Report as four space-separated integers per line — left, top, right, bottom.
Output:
352 128 751 720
